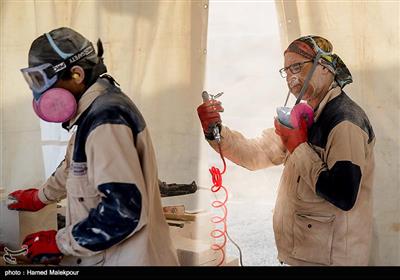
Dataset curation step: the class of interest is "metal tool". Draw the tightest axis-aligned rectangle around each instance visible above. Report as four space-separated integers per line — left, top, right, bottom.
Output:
201 91 224 143
158 180 198 197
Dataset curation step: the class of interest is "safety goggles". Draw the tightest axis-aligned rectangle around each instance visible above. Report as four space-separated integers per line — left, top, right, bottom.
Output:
20 44 95 99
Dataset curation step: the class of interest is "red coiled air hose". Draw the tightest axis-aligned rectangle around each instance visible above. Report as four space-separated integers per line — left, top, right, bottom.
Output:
209 143 228 266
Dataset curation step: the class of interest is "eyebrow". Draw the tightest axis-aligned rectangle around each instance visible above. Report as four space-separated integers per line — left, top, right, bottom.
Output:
284 60 311 68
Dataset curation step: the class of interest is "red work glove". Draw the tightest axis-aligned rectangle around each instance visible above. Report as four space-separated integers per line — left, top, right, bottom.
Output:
7 188 46 211
22 230 63 265
274 117 308 153
197 99 224 140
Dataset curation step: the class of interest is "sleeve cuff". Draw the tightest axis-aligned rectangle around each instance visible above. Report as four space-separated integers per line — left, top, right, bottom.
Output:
56 228 71 256
37 188 55 205
56 225 99 257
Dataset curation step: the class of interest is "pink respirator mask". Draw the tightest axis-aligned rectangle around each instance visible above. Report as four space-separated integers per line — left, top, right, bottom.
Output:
32 88 77 123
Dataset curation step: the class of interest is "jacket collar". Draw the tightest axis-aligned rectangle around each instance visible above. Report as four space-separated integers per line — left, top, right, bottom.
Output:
313 84 342 122
65 78 111 130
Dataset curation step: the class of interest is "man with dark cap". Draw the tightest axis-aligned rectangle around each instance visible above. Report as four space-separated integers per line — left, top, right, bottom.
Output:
8 27 179 266
197 35 375 266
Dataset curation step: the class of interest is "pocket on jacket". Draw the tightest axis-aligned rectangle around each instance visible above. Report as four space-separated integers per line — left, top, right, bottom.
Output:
291 213 335 265
66 166 101 221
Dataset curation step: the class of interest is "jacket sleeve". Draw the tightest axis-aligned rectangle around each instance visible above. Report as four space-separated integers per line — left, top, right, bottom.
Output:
208 125 286 171
37 136 75 204
56 124 147 256
291 121 370 211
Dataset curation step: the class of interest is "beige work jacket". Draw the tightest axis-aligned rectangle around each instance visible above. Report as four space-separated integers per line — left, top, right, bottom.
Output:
38 78 179 266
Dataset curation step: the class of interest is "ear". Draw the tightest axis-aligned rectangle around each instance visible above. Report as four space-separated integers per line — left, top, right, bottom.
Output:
320 65 330 75
70 66 85 84
320 65 336 78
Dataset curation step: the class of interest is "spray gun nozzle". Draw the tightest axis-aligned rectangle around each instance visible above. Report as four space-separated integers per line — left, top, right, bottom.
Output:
212 92 224 100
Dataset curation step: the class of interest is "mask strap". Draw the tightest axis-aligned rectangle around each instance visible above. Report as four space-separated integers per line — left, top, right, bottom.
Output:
295 51 323 105
45 33 74 60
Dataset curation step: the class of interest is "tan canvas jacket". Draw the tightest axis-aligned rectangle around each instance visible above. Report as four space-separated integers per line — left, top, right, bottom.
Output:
37 77 179 266
209 86 375 266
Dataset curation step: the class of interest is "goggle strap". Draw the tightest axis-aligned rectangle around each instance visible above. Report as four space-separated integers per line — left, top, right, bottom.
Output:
65 45 94 65
46 45 94 77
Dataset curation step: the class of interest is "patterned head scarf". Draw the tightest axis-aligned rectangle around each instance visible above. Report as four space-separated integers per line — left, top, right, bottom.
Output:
284 35 352 88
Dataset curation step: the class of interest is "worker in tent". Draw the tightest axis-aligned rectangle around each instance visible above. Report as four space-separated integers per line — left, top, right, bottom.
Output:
8 27 179 266
197 35 375 266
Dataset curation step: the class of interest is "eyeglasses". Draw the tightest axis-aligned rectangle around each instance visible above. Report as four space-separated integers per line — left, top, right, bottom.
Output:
279 60 313 78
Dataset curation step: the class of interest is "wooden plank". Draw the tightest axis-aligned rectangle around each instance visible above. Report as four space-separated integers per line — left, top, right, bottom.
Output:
163 205 185 215
164 213 196 222
167 211 214 242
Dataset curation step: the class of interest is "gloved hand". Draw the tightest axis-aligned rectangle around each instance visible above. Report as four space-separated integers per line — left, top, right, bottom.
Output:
22 230 63 265
7 188 46 212
197 99 224 140
274 117 308 153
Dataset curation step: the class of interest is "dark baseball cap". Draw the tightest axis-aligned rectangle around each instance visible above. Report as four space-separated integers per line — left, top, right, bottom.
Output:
28 27 100 68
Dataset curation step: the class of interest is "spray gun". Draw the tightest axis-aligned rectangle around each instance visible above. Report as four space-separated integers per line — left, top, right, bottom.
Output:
276 51 325 129
202 90 224 143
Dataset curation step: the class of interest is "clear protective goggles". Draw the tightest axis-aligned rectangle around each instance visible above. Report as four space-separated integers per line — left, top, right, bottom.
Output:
21 63 60 99
20 44 95 99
